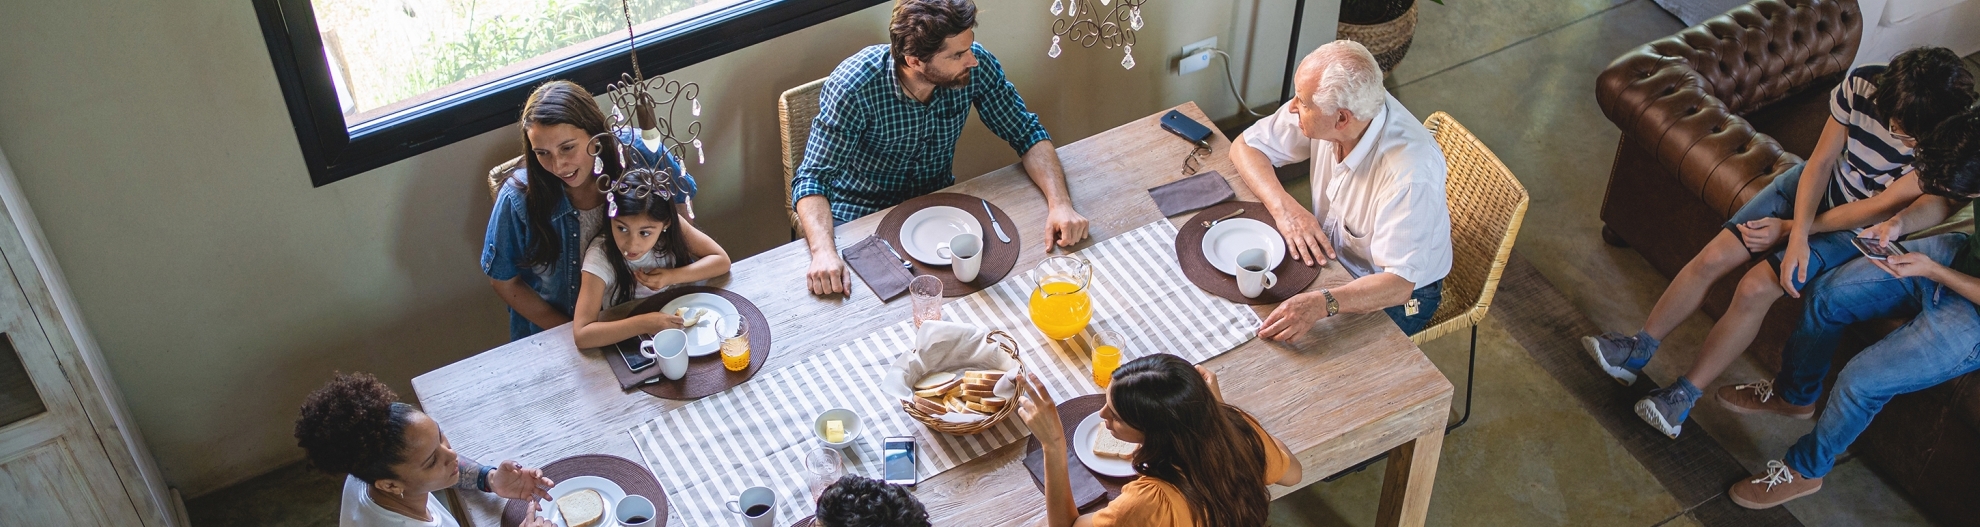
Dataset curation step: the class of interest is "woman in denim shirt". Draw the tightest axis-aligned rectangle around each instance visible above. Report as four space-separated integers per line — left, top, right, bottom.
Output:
481 81 620 341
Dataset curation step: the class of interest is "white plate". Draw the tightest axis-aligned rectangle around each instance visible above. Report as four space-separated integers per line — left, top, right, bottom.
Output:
1200 218 1286 276
536 475 628 527
658 293 741 357
899 206 982 265
1071 412 1137 478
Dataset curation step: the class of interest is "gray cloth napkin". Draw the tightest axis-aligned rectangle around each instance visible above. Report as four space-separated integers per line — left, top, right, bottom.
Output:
843 235 914 301
1148 170 1236 217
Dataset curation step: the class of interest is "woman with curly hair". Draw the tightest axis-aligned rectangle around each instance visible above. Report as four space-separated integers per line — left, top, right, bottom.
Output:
1018 354 1303 527
814 475 929 527
295 372 556 526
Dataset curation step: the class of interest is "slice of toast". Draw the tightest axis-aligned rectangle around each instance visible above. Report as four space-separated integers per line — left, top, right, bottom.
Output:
556 488 605 527
1092 425 1139 460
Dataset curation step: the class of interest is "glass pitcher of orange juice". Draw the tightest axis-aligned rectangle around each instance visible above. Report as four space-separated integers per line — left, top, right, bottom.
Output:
1028 255 1093 340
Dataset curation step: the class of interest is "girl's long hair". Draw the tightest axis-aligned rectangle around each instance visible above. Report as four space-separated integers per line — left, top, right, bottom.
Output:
1110 354 1270 527
599 174 692 306
516 80 615 269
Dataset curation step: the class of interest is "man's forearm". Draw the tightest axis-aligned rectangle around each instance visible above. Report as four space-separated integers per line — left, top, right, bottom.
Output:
1230 137 1299 215
1328 272 1416 315
796 195 839 257
1020 141 1074 209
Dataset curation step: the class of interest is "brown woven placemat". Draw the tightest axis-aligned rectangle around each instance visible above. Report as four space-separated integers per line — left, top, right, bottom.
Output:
1023 394 1129 511
500 454 667 527
875 193 1021 297
593 286 772 400
1174 201 1320 305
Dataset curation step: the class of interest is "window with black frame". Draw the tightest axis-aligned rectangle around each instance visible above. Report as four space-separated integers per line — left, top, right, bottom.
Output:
254 0 886 186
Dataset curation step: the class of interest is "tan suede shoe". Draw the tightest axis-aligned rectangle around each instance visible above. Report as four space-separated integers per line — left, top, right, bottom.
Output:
1729 461 1823 509
1716 380 1815 419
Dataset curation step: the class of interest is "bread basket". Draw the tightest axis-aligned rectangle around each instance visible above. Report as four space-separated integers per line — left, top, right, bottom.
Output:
898 331 1023 435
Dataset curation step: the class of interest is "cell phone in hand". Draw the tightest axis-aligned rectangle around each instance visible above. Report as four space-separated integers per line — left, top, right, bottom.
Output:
1851 236 1909 260
1160 110 1213 147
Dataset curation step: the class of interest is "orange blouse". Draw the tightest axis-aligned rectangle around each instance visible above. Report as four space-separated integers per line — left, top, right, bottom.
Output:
1089 413 1290 527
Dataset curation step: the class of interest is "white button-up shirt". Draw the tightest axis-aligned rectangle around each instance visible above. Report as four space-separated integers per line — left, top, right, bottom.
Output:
1242 93 1452 287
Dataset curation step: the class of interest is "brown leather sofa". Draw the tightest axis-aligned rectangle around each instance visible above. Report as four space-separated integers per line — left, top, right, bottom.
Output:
1596 0 1980 523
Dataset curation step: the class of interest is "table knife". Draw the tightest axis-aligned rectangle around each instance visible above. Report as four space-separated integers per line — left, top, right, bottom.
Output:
983 199 1011 243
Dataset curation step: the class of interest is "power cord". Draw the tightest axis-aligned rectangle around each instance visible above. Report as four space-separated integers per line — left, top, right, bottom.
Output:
1208 48 1273 118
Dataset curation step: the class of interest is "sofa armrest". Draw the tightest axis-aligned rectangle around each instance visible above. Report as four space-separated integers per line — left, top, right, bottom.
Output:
1596 0 1861 216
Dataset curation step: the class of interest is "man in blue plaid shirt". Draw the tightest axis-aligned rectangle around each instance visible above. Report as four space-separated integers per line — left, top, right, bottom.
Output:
795 0 1090 295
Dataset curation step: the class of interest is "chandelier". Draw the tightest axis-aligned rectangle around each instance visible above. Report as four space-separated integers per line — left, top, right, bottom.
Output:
589 0 704 213
1047 0 1147 70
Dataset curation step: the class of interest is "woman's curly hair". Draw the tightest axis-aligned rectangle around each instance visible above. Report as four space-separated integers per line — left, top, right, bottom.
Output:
293 372 416 483
1916 110 1980 199
815 475 930 527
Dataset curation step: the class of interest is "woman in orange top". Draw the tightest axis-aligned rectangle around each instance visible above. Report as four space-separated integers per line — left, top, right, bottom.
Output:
1017 353 1303 527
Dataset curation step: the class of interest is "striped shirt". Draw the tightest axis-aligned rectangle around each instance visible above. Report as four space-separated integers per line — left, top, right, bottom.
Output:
792 43 1052 223
1825 65 1914 206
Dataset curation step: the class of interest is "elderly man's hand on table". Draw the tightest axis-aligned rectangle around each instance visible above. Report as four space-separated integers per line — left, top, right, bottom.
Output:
1268 199 1334 267
1258 291 1331 341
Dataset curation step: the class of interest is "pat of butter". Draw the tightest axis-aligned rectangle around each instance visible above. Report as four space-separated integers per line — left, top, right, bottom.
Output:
824 420 845 443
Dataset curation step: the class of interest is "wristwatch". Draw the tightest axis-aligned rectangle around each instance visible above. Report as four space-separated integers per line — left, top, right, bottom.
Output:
1321 289 1340 317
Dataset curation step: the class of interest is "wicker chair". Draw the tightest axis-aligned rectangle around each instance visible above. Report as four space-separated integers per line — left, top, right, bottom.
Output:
779 78 827 240
1413 111 1529 433
488 155 523 201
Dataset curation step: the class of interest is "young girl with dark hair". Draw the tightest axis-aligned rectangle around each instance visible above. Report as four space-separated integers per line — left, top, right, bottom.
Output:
570 163 731 349
294 373 556 527
1019 354 1303 527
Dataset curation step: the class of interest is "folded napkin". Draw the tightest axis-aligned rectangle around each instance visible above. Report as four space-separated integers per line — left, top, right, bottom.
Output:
1148 170 1236 217
843 235 915 301
1024 447 1110 513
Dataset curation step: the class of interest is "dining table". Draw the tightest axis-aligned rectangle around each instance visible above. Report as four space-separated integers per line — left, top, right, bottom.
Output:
412 102 1453 527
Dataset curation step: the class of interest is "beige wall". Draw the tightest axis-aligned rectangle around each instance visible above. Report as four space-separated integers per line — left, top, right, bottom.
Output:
0 0 1332 496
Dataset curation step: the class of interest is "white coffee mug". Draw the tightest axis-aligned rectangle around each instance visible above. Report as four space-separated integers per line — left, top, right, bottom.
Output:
643 328 689 381
724 486 777 527
615 494 657 527
1236 248 1278 299
945 233 983 282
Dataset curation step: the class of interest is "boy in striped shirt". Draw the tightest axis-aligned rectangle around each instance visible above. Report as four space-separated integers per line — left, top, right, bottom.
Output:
1582 47 1977 438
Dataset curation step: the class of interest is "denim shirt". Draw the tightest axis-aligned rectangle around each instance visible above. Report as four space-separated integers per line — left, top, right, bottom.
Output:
481 179 587 341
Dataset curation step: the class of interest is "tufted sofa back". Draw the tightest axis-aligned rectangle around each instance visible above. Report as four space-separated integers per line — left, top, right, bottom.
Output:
1596 0 1860 217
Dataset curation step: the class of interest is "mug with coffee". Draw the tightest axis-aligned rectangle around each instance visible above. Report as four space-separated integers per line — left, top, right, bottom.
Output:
616 494 657 527
724 486 777 527
1235 248 1278 299
643 328 689 381
941 233 983 282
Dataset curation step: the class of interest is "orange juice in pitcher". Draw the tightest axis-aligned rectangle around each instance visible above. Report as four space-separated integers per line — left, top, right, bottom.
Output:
1028 255 1093 340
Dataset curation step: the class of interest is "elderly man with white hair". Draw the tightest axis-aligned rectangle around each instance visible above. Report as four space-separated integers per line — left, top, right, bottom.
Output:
1231 40 1452 339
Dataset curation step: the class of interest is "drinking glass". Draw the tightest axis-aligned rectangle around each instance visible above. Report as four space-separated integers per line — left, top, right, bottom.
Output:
805 447 844 500
910 275 944 327
1091 329 1124 388
720 316 751 372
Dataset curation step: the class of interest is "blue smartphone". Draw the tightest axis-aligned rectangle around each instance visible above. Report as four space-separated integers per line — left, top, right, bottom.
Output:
1160 110 1213 147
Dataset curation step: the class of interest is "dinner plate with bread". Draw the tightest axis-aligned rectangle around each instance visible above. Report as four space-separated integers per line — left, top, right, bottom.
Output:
538 476 627 527
1072 412 1138 478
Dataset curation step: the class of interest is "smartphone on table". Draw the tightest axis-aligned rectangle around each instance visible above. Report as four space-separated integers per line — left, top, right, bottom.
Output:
1160 110 1213 147
883 436 918 488
1851 236 1909 260
617 339 655 371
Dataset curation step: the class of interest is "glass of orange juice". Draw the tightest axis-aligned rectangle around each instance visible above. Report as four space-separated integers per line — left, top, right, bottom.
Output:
1028 255 1092 340
1091 329 1124 388
720 316 751 372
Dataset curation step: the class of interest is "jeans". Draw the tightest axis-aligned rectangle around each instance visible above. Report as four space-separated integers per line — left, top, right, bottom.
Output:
1773 233 1980 478
1388 279 1445 335
1723 162 1861 290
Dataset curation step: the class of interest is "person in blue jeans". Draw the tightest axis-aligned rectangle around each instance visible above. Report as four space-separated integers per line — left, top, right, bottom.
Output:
1582 48 1978 438
1720 111 1980 509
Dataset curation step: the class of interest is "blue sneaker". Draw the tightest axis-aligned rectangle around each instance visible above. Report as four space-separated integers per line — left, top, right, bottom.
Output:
1582 331 1658 385
1636 382 1698 439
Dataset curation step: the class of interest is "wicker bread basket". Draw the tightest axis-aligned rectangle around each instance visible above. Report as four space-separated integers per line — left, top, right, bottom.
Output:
899 331 1023 435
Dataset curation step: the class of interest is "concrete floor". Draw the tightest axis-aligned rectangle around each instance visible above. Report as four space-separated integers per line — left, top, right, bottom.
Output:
188 0 1978 525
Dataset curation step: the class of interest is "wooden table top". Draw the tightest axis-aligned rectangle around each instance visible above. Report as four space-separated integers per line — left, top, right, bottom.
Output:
413 102 1453 527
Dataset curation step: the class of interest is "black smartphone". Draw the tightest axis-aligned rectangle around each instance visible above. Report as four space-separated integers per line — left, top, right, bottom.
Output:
1851 236 1909 260
617 339 655 371
1160 110 1213 147
883 436 918 487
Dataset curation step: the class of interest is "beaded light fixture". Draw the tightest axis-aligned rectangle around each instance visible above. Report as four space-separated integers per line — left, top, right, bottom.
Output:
589 0 706 215
1047 0 1147 70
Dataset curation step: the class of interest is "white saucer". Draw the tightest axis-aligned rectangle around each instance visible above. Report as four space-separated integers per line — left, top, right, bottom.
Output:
899 206 982 265
536 475 628 527
1071 412 1137 478
658 293 741 357
1201 218 1286 276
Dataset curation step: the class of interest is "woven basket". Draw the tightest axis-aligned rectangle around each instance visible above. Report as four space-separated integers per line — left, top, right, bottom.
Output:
1337 2 1418 74
899 331 1024 436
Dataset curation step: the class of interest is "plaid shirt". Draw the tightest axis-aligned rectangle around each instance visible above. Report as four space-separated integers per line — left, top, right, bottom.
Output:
792 43 1052 222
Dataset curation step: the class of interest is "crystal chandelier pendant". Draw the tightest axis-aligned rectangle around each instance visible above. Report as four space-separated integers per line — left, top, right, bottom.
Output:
1067 0 1075 17
691 98 701 117
593 154 604 176
1050 0 1062 16
693 139 705 164
1121 45 1135 70
1100 0 1110 4
1048 36 1062 58
1130 7 1144 30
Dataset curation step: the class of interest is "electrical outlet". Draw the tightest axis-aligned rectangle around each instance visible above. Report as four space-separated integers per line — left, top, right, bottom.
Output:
1176 37 1218 75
